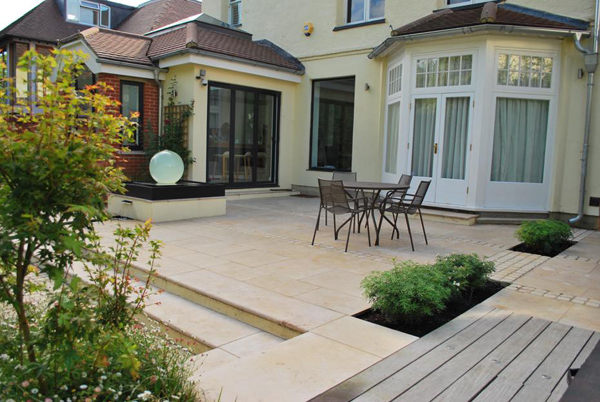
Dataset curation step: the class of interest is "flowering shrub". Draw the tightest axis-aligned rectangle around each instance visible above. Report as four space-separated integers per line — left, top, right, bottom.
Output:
0 221 200 401
434 254 495 301
0 301 199 401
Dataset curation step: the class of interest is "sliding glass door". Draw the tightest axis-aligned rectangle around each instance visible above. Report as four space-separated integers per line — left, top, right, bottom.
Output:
207 83 279 187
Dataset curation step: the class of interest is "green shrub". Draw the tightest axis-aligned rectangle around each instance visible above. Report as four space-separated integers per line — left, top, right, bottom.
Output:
515 219 573 255
361 261 452 323
435 254 495 298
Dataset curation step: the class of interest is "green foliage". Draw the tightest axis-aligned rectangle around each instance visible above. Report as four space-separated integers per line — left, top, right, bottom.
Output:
435 254 495 298
145 77 195 169
361 261 453 323
362 254 496 322
515 219 573 255
0 50 199 399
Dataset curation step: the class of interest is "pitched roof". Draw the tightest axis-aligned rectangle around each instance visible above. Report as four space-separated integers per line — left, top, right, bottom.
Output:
0 0 91 44
391 2 589 37
75 28 153 66
147 22 304 72
117 0 203 35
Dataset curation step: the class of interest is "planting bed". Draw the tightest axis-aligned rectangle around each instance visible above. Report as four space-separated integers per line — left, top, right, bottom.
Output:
357 280 507 337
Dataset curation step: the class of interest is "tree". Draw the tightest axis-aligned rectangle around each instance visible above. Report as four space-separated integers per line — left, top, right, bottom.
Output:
0 49 135 392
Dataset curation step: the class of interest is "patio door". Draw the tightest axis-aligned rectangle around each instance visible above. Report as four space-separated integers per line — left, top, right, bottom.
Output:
207 83 279 188
409 94 472 206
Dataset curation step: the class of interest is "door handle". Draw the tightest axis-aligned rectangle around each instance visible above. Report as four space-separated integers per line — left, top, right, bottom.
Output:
434 143 438 154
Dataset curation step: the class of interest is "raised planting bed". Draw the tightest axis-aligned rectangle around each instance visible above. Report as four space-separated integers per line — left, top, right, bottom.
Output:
121 180 225 200
510 241 577 258
357 280 507 338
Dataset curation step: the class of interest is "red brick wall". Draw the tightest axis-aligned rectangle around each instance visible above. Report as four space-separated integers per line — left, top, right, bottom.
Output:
97 73 160 180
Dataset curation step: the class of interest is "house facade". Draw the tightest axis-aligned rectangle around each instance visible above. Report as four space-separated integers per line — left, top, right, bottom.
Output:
201 0 600 228
2 0 599 228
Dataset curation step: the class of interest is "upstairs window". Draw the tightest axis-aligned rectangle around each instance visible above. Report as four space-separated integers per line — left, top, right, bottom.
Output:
229 0 242 26
66 1 110 28
347 0 385 24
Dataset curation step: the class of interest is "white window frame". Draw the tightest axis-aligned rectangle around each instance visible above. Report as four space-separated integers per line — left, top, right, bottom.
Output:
484 47 560 211
493 49 557 95
346 0 385 25
446 0 488 8
229 0 242 27
412 50 477 94
78 1 110 28
382 58 404 181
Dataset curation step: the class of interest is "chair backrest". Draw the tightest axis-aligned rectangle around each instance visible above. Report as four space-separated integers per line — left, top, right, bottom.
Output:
408 180 431 211
318 178 350 211
332 171 357 182
398 174 413 186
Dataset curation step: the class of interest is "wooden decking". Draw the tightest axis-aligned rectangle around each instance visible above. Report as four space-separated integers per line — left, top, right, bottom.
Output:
311 305 600 402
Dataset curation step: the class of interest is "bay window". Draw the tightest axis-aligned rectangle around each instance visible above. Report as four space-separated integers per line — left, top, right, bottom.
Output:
347 0 385 24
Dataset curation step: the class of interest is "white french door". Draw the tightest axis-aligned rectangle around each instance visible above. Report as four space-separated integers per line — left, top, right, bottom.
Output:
408 93 473 206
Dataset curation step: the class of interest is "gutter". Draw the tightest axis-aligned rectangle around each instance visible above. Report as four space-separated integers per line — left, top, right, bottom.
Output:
152 48 305 76
96 57 166 72
369 24 590 59
570 0 600 224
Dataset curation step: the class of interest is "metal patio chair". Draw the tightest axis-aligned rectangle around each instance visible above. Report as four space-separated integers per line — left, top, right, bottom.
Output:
312 179 371 252
367 174 413 232
378 180 431 251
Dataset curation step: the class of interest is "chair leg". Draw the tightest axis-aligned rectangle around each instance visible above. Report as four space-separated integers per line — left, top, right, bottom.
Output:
312 207 322 245
393 213 400 239
325 210 328 226
419 208 428 245
365 211 372 247
333 214 337 240
345 214 353 252
404 212 415 252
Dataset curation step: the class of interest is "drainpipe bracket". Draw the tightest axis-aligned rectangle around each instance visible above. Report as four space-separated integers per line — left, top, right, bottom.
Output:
584 53 599 73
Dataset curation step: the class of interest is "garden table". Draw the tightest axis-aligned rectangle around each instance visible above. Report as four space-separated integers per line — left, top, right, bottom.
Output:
343 181 410 246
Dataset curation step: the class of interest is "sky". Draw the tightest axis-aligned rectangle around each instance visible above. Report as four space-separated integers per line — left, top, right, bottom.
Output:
0 0 149 31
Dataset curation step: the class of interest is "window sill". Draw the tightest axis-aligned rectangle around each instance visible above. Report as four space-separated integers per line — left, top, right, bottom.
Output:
307 168 352 173
333 18 386 32
118 150 145 155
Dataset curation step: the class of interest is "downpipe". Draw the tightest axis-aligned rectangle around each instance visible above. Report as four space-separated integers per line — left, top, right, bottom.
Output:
570 0 600 224
153 68 164 143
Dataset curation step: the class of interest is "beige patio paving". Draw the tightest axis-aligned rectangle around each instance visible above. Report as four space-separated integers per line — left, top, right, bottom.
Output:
95 196 600 401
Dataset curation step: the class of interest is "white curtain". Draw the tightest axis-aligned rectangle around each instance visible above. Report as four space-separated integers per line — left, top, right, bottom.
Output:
412 98 437 177
385 102 400 174
441 97 470 180
491 98 549 183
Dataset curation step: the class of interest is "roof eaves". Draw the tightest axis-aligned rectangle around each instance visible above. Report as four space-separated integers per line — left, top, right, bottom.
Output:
370 24 591 59
152 47 305 75
499 3 591 30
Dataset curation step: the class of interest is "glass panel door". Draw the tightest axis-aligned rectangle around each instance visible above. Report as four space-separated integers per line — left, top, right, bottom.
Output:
435 95 472 205
234 90 255 183
207 84 279 187
411 98 437 178
207 86 232 183
257 93 276 182
384 101 400 174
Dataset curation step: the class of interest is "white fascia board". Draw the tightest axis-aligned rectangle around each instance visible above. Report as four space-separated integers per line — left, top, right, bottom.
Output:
61 40 163 80
158 53 302 83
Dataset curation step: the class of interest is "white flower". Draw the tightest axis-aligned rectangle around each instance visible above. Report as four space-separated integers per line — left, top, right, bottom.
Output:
138 390 153 401
80 384 88 390
0 354 9 361
81 372 87 378
6 399 15 402
31 388 39 394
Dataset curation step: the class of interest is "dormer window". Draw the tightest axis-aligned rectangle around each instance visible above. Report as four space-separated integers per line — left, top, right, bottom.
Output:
66 0 110 28
347 0 385 24
447 0 487 7
229 0 242 26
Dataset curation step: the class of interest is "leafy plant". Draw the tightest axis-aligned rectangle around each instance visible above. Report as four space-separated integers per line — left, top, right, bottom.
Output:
515 219 573 255
361 261 452 323
435 254 495 302
145 77 195 169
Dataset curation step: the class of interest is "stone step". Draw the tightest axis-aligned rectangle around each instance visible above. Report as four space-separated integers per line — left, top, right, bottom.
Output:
69 262 284 355
477 217 541 225
127 262 343 340
227 189 301 201
417 208 479 226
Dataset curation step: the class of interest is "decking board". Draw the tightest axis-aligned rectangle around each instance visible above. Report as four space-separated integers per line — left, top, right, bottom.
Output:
312 307 598 402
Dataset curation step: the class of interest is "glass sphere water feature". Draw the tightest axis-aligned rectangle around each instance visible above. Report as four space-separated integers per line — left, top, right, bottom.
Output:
149 150 184 185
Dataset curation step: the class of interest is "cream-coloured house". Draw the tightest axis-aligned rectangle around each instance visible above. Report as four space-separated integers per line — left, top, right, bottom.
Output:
201 0 600 228
48 0 599 228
